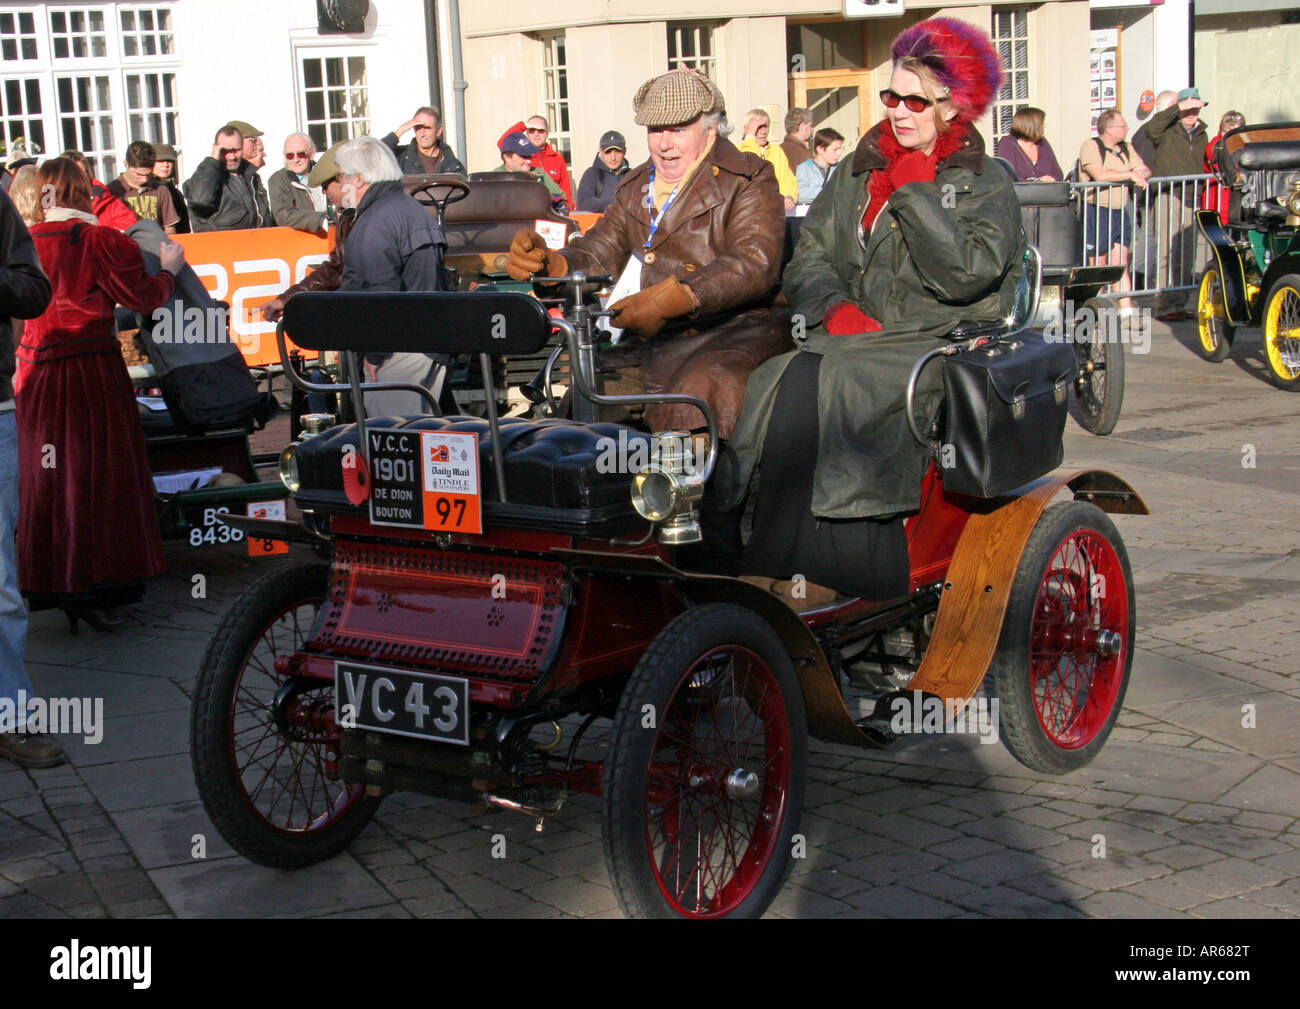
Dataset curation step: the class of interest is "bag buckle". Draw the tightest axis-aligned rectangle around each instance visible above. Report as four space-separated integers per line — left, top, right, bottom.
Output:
1012 393 1026 419
1054 378 1067 404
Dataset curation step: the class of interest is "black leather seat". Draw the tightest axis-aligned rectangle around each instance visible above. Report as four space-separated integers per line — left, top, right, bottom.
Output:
294 415 655 536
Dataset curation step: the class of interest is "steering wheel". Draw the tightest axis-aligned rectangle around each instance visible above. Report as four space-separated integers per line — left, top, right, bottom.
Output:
407 176 470 227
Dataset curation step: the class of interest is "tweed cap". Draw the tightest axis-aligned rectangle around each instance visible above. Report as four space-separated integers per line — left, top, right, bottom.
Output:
308 141 344 187
633 69 724 127
152 142 178 162
224 120 263 138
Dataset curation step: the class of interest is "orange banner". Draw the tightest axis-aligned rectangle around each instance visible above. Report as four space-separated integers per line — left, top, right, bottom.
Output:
175 227 334 366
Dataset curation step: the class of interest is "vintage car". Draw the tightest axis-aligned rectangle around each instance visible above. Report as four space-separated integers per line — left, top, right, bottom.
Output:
187 241 1144 919
1195 121 1300 390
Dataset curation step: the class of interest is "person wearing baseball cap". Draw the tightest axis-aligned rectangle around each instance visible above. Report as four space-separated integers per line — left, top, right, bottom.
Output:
1142 86 1210 320
150 143 189 233
506 67 788 442
575 130 631 213
494 131 565 206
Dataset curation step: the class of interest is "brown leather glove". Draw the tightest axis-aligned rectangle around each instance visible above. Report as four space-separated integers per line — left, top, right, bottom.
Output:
609 276 698 339
506 229 567 281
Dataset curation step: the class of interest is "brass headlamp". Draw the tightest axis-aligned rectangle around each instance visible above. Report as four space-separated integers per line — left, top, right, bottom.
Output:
278 412 335 492
630 431 706 545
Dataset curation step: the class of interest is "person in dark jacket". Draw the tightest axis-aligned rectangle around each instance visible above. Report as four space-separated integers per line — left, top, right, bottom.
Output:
726 17 1019 611
261 142 353 322
268 133 329 233
0 187 60 768
336 136 448 416
576 131 631 213
1141 88 1211 319
183 125 273 231
151 143 190 234
382 106 466 176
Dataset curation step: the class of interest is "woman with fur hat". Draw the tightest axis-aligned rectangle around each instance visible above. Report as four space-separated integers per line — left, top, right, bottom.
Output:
725 18 1024 611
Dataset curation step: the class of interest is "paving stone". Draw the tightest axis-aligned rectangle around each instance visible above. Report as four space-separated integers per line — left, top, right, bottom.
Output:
842 884 961 918
1004 804 1079 830
832 850 950 888
398 892 470 917
1073 891 1184 918
1006 872 1097 902
950 885 1082 918
2 857 63 884
1249 881 1300 913
1168 857 1287 899
1189 896 1293 918
525 876 618 916
24 871 98 907
908 803 981 827
477 899 568 918
1056 818 1177 854
946 850 1040 887
1126 878 1218 911
1233 811 1295 832
1258 849 1300 875
900 870 983 902
1167 820 1292 859
1146 844 1224 870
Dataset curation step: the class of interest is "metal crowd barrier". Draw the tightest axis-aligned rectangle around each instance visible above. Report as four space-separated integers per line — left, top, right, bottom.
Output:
1071 174 1211 299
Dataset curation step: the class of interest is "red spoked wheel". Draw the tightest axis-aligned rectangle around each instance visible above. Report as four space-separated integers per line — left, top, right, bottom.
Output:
190 563 380 868
603 604 806 919
992 502 1135 774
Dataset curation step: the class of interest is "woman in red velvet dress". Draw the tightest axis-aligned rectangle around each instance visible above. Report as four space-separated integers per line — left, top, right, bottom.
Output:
15 157 184 630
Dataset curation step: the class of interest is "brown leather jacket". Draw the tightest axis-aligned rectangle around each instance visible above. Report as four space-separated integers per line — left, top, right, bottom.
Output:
561 135 790 437
279 207 355 301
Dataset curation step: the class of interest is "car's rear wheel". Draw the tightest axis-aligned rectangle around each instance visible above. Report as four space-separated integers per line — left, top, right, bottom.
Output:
602 604 806 918
1068 297 1126 435
191 562 379 868
1262 275 1300 391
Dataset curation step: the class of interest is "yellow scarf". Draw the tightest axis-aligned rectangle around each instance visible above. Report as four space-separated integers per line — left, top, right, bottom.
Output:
651 135 717 212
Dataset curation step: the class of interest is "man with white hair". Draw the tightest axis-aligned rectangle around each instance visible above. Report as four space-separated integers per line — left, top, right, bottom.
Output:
336 135 449 416
269 133 329 233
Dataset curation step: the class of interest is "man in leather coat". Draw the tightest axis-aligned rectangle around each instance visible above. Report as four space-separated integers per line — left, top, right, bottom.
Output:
506 69 789 439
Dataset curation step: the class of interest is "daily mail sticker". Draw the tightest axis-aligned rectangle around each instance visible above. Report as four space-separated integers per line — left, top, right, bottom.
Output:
534 218 567 251
420 431 482 534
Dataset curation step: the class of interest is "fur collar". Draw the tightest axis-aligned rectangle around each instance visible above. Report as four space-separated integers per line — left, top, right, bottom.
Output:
851 118 985 176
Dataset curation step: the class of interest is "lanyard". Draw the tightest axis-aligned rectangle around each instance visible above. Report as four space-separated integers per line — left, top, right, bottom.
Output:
644 166 686 251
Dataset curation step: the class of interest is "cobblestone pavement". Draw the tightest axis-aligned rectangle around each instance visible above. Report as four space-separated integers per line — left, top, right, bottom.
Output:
3 316 1298 919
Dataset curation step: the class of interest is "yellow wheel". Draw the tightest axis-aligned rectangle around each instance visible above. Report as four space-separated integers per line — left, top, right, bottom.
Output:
1262 275 1300 391
1196 267 1234 363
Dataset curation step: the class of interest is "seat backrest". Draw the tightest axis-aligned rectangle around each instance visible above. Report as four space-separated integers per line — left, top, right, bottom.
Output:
1015 182 1078 270
280 291 553 356
406 172 576 257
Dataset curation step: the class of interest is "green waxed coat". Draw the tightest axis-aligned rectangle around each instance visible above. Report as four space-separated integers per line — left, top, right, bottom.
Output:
725 123 1025 519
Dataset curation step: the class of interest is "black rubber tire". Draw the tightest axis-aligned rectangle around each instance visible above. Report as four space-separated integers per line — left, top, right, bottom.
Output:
190 562 380 869
1196 267 1235 363
602 604 807 919
1262 274 1300 391
1068 298 1126 436
991 502 1135 774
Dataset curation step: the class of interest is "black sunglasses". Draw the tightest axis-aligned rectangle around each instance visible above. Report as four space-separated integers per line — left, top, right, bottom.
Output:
879 88 947 113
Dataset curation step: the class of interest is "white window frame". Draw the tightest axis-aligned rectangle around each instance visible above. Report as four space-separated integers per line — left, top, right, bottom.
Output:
990 7 1030 140
0 3 180 178
667 21 718 79
117 4 175 62
0 7 42 63
536 31 570 167
294 44 372 153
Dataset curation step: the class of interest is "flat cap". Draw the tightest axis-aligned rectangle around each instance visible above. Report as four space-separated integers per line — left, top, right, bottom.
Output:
224 120 263 138
152 142 178 161
633 69 724 128
308 141 344 188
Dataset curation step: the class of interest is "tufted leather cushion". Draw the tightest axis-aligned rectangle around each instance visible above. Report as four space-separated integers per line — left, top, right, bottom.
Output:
293 415 656 535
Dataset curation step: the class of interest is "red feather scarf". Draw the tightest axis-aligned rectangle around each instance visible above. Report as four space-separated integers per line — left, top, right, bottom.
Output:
862 119 969 233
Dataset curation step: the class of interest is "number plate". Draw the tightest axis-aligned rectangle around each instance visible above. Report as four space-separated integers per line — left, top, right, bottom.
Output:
367 430 482 534
335 660 469 745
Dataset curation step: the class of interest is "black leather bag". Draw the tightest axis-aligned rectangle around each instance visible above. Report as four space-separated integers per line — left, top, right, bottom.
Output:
940 334 1075 498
